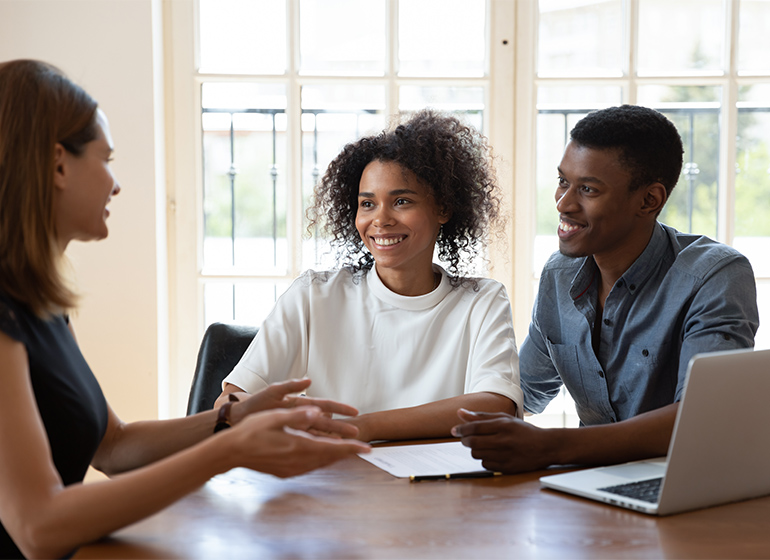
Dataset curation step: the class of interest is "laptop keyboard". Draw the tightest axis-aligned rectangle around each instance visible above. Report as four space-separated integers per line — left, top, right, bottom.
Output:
598 477 663 503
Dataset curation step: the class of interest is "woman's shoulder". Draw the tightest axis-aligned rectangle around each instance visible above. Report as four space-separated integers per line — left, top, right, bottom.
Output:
294 267 358 285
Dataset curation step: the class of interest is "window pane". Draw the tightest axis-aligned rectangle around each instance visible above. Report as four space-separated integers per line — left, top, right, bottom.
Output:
300 85 386 269
738 0 770 75
535 87 622 275
638 0 725 77
734 84 770 276
199 0 286 75
399 86 484 131
203 282 289 327
299 0 386 76
639 86 721 237
399 0 486 77
537 0 623 78
201 84 288 274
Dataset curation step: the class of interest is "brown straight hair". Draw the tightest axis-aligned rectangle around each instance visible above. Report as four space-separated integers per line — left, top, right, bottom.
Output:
0 59 98 317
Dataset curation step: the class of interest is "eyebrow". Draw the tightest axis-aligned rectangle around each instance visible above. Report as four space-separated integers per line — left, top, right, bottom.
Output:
358 188 419 198
557 166 606 185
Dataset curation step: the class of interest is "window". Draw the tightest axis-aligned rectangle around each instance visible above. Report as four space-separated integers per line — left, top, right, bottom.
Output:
526 0 770 428
167 0 513 417
167 0 767 422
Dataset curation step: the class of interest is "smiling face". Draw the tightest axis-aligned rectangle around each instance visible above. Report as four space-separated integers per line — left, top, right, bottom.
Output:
53 110 120 249
555 141 653 265
355 160 448 291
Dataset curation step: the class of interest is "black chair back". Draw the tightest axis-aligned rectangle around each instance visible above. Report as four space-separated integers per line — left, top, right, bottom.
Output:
186 322 259 415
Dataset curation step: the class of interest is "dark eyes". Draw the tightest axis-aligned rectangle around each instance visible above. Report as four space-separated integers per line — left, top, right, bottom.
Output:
359 198 412 208
557 178 595 194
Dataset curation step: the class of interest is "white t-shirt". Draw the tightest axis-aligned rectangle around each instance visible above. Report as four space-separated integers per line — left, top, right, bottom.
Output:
224 264 523 415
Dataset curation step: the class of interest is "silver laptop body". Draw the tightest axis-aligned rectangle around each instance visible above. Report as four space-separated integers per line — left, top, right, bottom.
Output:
539 348 770 515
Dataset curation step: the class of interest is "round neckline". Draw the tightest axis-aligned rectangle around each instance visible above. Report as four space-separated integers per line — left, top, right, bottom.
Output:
367 263 451 310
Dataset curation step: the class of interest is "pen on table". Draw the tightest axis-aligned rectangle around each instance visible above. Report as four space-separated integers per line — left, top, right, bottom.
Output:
409 471 502 482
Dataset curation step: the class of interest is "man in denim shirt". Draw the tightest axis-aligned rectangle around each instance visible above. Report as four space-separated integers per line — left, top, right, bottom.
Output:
453 105 759 473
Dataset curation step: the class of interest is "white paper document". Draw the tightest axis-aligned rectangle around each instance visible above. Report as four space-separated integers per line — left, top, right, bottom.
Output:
358 441 488 478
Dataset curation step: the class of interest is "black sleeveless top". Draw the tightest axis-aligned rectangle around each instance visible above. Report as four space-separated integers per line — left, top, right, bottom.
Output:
0 291 108 559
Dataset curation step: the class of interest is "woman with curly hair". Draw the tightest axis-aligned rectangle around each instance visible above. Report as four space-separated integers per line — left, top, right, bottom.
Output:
218 109 522 442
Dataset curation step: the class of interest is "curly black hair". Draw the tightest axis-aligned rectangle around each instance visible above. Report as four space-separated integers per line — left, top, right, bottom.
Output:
307 109 502 286
570 104 684 196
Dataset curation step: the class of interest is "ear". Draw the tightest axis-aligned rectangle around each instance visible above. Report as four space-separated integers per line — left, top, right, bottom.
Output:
639 182 667 217
53 143 68 191
438 207 452 225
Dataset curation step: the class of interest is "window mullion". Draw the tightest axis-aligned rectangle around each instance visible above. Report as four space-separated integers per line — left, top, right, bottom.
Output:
387 0 399 115
718 0 741 245
287 0 303 279
625 0 638 105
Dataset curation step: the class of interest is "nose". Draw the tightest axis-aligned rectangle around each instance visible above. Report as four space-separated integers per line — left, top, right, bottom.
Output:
372 205 395 227
112 182 121 197
555 185 578 213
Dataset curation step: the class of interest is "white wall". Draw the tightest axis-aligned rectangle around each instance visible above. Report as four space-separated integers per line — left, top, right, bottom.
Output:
0 0 166 422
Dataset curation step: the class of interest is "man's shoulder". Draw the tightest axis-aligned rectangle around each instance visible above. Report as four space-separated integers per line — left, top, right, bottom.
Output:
663 225 751 278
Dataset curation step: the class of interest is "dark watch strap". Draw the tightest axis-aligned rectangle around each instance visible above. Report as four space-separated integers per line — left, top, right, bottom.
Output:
214 394 239 433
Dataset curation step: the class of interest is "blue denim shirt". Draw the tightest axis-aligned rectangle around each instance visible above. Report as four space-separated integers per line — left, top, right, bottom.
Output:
520 222 759 425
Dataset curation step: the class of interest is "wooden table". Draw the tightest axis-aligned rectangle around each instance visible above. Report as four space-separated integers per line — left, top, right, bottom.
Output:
74 450 770 559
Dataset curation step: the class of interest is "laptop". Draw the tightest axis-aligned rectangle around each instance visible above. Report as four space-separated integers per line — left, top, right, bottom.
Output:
540 348 770 516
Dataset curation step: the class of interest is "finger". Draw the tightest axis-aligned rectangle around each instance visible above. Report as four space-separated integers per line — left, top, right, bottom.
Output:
294 396 359 417
257 405 323 432
266 378 312 398
452 417 512 438
457 433 506 451
285 426 371 454
307 416 360 439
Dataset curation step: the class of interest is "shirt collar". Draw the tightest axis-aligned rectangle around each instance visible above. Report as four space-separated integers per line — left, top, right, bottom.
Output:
618 222 669 295
368 262 452 310
568 221 669 300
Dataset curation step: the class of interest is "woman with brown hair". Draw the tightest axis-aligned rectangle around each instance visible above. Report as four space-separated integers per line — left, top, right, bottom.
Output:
0 59 369 560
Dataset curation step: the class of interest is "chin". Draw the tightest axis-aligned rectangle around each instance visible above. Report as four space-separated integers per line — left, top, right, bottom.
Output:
558 244 588 259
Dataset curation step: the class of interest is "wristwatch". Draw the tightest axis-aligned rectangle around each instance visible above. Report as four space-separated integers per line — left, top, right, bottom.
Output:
214 394 239 433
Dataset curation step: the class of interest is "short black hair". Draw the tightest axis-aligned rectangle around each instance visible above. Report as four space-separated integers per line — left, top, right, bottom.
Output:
307 108 501 285
569 104 684 196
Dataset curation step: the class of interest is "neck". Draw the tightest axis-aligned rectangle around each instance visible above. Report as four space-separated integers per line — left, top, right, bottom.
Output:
593 221 655 306
375 264 438 296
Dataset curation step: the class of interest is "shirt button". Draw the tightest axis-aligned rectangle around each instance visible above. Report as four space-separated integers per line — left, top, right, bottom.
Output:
642 349 649 357
723 333 731 341
609 417 616 423
598 370 605 378
604 319 611 326
629 284 636 291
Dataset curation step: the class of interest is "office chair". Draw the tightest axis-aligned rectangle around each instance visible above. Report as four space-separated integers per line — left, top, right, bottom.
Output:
186 322 259 415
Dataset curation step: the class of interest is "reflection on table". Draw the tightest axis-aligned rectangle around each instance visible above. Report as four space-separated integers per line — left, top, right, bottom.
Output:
74 447 770 559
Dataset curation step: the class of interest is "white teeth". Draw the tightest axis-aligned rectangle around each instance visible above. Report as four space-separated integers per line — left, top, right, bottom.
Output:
558 221 580 233
374 236 404 246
